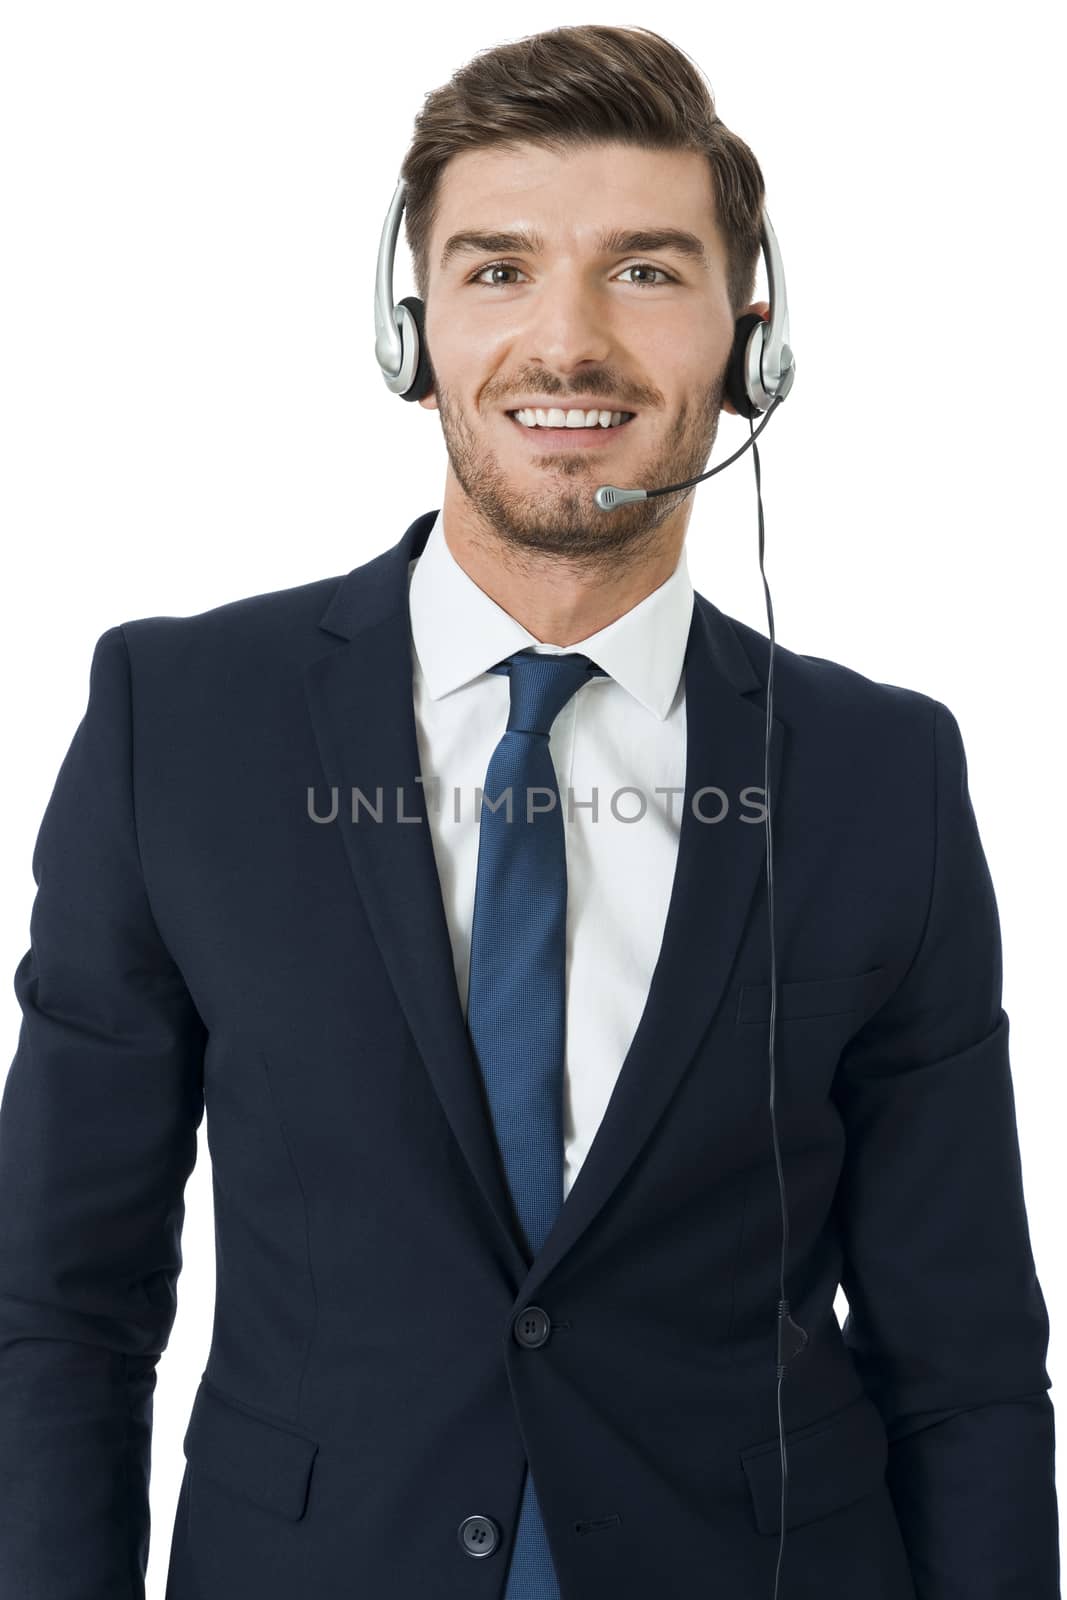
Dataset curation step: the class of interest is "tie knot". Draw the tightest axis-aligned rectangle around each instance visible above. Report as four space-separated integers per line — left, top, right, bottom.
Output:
488 648 607 736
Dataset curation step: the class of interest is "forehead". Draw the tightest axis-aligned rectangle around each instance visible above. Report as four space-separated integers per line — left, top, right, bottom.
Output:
432 142 724 267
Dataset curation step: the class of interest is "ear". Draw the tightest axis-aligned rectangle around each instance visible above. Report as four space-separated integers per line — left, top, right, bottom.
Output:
721 300 771 416
417 392 439 413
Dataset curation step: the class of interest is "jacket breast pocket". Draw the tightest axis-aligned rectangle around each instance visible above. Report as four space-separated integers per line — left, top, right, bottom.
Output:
736 965 891 1026
739 1391 889 1535
183 1377 319 1522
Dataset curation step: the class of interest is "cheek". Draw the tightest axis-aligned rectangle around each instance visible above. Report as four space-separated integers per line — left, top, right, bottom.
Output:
425 306 505 368
641 318 730 394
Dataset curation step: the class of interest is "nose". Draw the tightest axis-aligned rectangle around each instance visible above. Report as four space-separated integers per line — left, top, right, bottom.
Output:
513 273 615 375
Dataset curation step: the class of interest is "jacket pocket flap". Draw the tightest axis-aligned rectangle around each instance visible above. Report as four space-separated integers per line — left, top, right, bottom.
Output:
737 965 890 1025
739 1391 888 1535
183 1378 319 1522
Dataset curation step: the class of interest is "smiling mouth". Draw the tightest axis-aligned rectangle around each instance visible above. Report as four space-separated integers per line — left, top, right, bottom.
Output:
505 410 637 442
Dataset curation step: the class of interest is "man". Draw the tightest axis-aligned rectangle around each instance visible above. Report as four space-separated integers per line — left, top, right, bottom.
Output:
0 24 1057 1600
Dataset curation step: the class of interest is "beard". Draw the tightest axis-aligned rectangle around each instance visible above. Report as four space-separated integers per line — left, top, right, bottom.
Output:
432 371 727 576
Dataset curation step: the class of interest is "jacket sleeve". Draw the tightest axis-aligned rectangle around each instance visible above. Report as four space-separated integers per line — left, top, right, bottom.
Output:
831 698 1058 1597
0 624 206 1599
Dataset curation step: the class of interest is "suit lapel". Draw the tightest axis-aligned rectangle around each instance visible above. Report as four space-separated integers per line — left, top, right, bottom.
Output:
303 511 784 1297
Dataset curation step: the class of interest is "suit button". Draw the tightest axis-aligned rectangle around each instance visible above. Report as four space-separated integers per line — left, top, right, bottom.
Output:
513 1305 551 1347
457 1514 500 1557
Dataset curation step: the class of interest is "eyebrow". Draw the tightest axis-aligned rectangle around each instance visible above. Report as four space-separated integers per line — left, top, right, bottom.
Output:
439 226 709 273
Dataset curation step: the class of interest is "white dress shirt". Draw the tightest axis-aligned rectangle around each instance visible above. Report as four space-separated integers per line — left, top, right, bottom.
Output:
407 509 694 1201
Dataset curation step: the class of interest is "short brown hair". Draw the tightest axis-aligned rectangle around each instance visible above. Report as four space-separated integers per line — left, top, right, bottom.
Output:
399 25 766 320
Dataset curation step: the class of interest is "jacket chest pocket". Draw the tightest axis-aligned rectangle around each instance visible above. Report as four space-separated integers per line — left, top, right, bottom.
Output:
735 964 892 1026
183 1377 319 1522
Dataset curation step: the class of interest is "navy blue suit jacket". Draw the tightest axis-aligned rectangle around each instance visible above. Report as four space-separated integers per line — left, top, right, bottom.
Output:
0 510 1057 1598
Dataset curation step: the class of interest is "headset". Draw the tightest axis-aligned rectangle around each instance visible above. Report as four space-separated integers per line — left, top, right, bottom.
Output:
376 171 802 1599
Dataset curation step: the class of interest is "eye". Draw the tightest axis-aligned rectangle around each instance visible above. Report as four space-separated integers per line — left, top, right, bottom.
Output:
617 263 677 288
467 260 678 289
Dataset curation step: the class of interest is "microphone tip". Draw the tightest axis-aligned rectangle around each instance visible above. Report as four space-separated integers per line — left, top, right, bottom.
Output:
594 485 648 512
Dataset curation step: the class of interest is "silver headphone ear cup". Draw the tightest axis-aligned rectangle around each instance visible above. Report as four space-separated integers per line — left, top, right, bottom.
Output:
394 296 435 403
724 313 765 419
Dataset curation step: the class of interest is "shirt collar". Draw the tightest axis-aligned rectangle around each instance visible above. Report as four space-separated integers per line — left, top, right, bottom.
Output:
407 508 693 722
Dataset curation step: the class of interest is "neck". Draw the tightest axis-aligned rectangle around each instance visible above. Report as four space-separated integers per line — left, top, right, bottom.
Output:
439 484 688 647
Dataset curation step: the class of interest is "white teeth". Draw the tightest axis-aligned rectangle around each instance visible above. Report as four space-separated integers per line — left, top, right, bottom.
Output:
512 407 632 430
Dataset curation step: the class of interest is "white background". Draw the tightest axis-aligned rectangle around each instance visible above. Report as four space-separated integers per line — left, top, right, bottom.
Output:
1 4 1062 1589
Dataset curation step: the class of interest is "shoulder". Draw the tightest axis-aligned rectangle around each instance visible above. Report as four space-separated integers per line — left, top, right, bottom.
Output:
97 571 349 692
712 599 948 737
699 598 961 804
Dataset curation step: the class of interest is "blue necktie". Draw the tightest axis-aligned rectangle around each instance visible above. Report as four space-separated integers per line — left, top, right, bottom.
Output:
466 647 607 1600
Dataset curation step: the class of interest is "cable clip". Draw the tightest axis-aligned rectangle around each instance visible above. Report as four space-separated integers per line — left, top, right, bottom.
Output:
776 1298 808 1368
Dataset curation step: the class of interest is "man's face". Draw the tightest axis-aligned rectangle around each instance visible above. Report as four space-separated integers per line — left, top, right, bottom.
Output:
418 140 749 568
